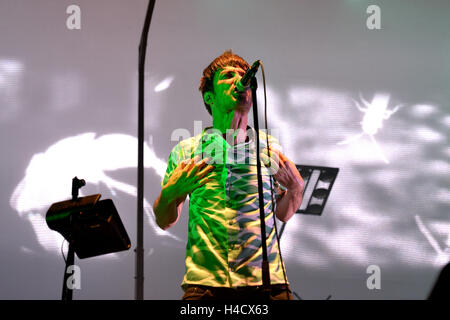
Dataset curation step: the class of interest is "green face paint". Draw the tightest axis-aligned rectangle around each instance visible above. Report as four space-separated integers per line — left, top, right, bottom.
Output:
207 66 252 136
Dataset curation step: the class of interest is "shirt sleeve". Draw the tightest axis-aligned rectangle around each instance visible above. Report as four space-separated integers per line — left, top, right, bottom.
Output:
161 144 180 187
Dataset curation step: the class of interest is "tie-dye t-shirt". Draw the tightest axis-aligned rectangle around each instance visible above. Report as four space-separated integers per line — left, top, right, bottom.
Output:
161 126 288 289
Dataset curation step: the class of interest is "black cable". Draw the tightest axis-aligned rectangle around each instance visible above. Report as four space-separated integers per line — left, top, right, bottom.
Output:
61 238 67 263
260 62 290 300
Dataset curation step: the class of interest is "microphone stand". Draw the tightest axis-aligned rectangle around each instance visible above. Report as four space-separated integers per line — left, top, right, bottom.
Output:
62 177 85 301
136 0 156 300
250 76 271 298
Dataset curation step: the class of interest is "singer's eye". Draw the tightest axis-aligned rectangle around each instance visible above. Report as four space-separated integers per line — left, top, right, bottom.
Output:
223 72 234 79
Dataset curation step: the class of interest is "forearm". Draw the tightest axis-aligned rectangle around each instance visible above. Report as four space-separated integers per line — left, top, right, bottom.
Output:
275 187 303 222
153 186 182 230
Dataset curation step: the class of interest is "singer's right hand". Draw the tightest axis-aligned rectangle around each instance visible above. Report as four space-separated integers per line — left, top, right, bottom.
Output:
161 155 215 203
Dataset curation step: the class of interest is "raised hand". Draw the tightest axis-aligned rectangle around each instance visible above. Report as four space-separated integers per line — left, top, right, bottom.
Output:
162 155 215 203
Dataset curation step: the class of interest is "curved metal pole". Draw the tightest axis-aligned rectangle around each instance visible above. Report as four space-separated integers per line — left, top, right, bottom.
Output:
136 0 156 300
251 76 271 294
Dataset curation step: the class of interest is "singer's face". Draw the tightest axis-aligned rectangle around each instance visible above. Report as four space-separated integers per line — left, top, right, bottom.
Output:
211 66 252 115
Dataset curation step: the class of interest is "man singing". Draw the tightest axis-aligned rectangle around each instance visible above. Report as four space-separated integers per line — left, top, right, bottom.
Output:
153 50 304 300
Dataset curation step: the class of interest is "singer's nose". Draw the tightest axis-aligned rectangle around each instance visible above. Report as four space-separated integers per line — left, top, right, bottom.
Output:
234 76 240 84
233 78 239 91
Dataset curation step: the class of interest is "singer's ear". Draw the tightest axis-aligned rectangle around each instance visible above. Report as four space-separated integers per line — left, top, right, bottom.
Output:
203 92 214 106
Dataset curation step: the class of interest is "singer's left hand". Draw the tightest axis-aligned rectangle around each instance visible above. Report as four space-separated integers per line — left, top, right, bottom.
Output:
261 148 304 192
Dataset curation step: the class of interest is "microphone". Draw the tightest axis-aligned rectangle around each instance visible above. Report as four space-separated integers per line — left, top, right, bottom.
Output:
234 60 261 92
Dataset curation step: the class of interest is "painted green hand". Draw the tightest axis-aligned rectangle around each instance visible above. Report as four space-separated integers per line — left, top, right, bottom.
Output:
162 155 215 203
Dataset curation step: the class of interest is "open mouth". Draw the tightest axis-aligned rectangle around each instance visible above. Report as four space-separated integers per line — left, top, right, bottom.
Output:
232 90 247 99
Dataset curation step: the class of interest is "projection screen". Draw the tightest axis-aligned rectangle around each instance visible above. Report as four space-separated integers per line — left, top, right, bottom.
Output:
1 0 449 299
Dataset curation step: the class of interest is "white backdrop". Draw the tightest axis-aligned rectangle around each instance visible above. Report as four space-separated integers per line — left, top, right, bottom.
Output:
1 0 449 299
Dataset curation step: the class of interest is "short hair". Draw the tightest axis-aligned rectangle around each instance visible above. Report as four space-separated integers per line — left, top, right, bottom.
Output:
199 50 250 115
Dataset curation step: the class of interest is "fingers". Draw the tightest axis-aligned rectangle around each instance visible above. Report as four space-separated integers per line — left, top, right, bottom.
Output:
198 176 210 186
185 155 201 171
277 151 288 164
260 153 280 175
262 147 281 162
197 164 215 179
261 147 281 175
193 158 214 188
187 156 210 173
179 159 189 169
179 156 213 183
179 155 200 169
196 156 210 170
269 149 291 169
180 155 200 175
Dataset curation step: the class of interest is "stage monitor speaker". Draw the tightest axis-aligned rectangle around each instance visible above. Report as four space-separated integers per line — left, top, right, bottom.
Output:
46 194 131 259
428 262 450 300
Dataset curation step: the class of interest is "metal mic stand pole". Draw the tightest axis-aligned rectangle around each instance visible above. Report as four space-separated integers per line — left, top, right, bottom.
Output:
61 242 75 301
250 76 271 298
61 176 85 301
136 0 156 300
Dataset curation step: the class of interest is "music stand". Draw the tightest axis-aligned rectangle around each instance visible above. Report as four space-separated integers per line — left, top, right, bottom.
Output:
278 165 339 238
295 165 339 215
46 177 131 300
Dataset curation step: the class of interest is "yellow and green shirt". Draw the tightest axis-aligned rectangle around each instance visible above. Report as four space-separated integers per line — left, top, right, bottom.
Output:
161 126 288 289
